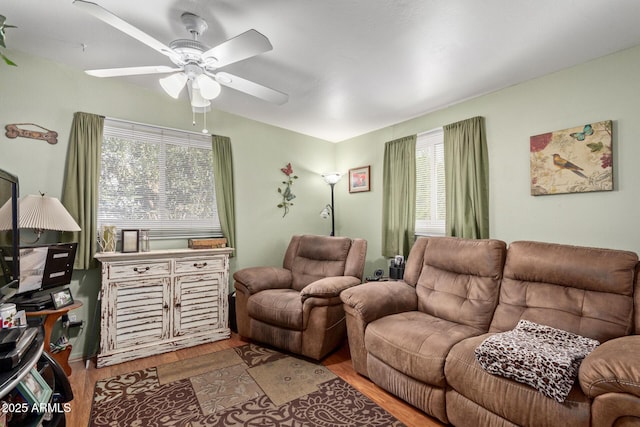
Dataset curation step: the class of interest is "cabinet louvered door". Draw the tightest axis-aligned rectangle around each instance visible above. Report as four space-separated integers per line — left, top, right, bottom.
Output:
174 272 223 336
96 248 232 367
105 277 171 351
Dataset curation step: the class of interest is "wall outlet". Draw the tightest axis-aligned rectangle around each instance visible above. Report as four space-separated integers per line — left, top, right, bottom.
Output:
69 320 84 328
68 314 77 323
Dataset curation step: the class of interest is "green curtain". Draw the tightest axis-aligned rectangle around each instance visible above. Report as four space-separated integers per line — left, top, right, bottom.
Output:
61 112 104 270
444 116 489 239
211 135 236 253
382 135 417 257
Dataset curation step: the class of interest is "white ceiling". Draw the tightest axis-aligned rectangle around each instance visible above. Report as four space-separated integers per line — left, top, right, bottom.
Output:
4 1 640 142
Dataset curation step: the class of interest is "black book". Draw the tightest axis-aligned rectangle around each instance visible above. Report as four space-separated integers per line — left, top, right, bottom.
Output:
0 327 26 352
0 327 37 370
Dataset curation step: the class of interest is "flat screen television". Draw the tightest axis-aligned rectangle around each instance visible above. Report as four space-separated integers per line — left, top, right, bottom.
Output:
0 168 20 300
0 169 78 309
14 243 77 297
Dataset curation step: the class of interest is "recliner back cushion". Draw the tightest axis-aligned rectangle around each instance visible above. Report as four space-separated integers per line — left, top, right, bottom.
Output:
290 235 352 291
416 237 507 331
491 241 638 343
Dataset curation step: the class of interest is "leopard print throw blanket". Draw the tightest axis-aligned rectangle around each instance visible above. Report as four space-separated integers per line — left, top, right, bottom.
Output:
475 319 600 402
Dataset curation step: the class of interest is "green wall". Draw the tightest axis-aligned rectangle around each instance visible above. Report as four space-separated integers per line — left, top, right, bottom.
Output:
0 49 337 360
3 43 640 361
336 44 640 274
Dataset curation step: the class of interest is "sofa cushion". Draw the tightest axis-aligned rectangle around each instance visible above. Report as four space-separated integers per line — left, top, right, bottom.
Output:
416 237 507 331
247 289 303 330
490 241 638 343
475 320 599 402
446 333 592 427
365 311 482 386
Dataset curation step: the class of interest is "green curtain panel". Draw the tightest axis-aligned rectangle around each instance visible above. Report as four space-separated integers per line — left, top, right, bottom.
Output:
211 135 237 253
444 116 490 239
382 135 417 257
61 112 104 270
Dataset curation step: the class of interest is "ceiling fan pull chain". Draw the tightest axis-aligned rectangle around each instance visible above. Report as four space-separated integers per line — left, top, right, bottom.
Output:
203 111 208 134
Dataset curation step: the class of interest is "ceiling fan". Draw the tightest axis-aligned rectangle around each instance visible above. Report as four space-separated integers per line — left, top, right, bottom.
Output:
73 0 288 111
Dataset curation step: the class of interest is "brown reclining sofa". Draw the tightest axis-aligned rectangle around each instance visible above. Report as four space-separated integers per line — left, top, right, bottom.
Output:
341 236 640 426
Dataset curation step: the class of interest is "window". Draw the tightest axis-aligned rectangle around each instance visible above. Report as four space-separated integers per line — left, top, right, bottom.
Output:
415 128 445 235
98 119 221 239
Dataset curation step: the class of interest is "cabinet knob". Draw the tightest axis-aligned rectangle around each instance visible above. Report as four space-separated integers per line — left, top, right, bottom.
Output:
133 266 150 273
193 262 207 268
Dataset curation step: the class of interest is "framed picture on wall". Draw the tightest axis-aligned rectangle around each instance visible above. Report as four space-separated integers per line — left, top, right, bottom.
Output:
349 166 370 193
530 120 613 195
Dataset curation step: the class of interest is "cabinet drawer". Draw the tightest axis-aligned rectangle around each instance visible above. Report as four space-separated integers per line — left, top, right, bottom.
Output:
175 256 225 274
108 261 171 279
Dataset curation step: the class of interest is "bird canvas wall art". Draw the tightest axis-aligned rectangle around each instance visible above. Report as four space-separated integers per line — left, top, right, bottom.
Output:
530 120 612 195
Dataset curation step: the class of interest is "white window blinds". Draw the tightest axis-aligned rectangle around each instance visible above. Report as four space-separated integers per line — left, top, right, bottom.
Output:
415 128 446 235
98 119 221 239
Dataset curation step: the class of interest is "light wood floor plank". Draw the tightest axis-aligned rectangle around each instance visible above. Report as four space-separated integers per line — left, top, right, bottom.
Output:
66 334 444 427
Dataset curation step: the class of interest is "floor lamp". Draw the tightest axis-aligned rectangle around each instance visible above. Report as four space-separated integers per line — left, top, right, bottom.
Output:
321 173 342 236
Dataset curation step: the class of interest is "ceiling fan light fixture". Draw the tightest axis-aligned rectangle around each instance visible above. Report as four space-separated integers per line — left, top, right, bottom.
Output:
159 72 188 98
188 81 212 110
196 74 222 99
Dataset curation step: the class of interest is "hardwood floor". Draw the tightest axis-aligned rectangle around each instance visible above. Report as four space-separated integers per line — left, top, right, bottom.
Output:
66 333 444 427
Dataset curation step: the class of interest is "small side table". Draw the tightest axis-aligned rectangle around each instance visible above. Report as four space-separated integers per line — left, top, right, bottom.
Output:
25 301 82 376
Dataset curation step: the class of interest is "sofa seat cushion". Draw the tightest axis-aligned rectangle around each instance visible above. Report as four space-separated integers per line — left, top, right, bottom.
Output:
247 289 302 330
446 334 592 427
365 311 482 386
475 320 599 403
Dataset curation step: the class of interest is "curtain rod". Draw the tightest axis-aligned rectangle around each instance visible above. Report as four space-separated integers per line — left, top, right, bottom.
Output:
104 115 224 138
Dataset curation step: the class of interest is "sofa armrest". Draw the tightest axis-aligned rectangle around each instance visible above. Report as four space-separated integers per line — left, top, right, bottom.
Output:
340 281 417 377
579 335 640 399
301 276 362 300
233 266 292 295
340 280 417 324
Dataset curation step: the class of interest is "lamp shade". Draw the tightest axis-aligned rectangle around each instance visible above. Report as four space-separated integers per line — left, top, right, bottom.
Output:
195 74 222 100
16 194 80 231
159 72 188 99
188 81 212 113
322 173 342 185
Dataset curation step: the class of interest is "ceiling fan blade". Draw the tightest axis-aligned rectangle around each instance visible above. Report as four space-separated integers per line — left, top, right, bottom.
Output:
86 65 180 78
202 29 273 68
73 0 175 58
215 72 288 105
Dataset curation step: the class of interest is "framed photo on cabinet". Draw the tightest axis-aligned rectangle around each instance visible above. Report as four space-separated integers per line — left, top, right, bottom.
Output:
51 287 74 310
121 229 139 253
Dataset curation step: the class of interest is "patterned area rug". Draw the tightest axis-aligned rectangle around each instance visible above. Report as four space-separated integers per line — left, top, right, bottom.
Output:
90 343 405 426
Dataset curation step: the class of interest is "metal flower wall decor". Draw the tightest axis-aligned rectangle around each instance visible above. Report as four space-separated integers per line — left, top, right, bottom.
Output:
277 163 298 217
0 15 17 66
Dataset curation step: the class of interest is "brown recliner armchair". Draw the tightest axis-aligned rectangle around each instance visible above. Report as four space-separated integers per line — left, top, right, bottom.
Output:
233 234 367 360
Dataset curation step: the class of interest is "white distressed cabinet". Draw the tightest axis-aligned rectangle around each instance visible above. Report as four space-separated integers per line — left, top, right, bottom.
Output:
95 248 233 367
